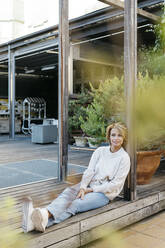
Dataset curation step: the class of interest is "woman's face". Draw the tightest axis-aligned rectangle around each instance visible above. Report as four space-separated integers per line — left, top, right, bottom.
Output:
110 128 124 150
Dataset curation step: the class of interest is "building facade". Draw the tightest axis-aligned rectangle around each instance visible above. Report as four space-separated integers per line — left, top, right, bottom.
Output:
0 0 24 44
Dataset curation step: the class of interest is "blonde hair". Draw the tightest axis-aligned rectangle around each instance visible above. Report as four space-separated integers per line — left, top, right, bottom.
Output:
106 122 128 149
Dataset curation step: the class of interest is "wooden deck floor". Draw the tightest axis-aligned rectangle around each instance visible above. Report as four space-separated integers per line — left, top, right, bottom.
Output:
1 136 165 247
1 175 165 248
137 162 165 197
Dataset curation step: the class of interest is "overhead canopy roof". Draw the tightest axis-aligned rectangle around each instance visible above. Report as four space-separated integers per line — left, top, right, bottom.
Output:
0 0 163 77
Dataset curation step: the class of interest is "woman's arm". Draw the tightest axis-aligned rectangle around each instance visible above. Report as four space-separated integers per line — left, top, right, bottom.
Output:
80 147 101 190
91 155 130 196
76 188 93 200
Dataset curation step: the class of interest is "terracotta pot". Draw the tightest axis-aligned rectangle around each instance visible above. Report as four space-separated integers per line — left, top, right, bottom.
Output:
136 150 163 185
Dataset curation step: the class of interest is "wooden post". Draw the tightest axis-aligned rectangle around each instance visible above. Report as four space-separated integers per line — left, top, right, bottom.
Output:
124 0 137 201
8 46 15 140
68 45 73 95
58 0 69 181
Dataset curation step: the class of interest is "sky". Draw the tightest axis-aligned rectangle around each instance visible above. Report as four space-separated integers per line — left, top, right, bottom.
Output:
0 0 124 42
24 0 108 30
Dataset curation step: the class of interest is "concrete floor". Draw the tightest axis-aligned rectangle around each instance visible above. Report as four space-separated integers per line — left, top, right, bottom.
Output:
0 134 92 165
85 210 165 248
0 134 92 188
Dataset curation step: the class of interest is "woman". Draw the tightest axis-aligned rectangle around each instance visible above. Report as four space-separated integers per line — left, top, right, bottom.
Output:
22 122 130 233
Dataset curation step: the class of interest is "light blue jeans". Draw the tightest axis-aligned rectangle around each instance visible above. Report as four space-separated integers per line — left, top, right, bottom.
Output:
46 184 109 227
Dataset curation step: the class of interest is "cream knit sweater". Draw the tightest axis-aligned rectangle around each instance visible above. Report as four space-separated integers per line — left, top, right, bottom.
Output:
80 146 130 200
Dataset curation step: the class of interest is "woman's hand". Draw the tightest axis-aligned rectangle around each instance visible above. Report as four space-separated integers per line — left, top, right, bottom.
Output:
77 188 93 200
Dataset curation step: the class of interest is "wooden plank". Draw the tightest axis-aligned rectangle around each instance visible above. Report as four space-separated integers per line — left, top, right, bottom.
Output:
1 189 165 248
5 192 165 236
0 179 58 194
30 223 80 248
159 191 165 201
0 181 69 198
138 8 160 22
47 236 80 248
58 0 69 181
0 199 125 231
80 202 160 246
0 181 68 195
137 177 165 197
159 198 165 210
1 170 165 247
0 173 77 196
98 0 160 22
0 183 71 212
74 199 127 223
80 194 158 232
0 181 59 196
2 188 163 228
66 174 82 184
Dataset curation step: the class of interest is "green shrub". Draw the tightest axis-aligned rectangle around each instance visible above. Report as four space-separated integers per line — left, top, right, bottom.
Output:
138 5 165 76
79 77 125 143
90 77 125 122
138 47 165 76
0 198 28 248
79 99 106 142
136 74 165 150
68 91 92 134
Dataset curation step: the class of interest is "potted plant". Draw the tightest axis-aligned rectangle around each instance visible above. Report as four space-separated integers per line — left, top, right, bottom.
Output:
135 74 165 184
136 13 165 184
79 99 106 148
87 74 165 184
89 77 125 123
73 135 88 147
68 91 91 147
79 77 125 148
136 139 164 185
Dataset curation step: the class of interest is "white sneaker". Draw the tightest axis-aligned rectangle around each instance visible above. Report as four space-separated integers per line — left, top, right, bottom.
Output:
22 197 34 233
31 208 48 232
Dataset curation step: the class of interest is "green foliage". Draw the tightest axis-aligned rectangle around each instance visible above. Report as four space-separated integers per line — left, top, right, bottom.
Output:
136 74 165 150
68 91 92 134
90 77 125 121
75 71 165 151
137 7 165 150
0 197 28 248
138 47 165 76
153 5 165 52
79 99 106 142
79 77 125 144
138 6 165 76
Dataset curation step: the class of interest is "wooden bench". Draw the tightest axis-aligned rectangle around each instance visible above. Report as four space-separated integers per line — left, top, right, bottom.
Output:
1 176 165 248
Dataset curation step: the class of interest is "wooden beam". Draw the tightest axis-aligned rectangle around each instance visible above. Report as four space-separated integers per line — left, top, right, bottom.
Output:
100 0 124 9
124 0 137 201
58 0 69 181
99 0 160 22
75 57 122 68
138 8 160 22
72 44 123 68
